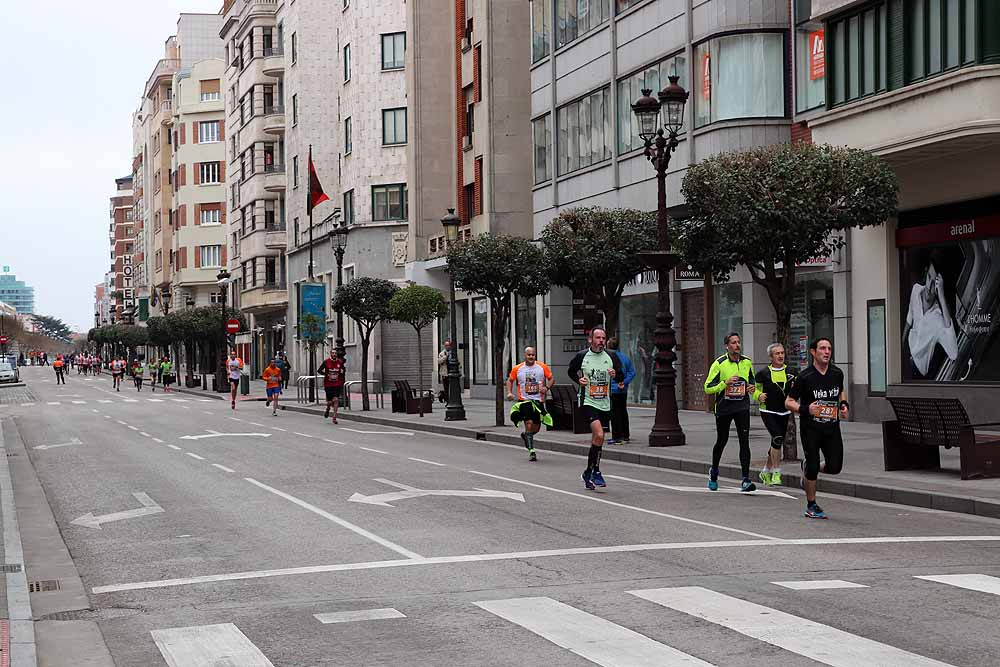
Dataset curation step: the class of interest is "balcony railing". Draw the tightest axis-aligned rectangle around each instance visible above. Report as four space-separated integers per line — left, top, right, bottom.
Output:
263 46 284 57
161 99 172 114
263 162 285 174
264 220 286 232
144 58 180 98
264 104 285 115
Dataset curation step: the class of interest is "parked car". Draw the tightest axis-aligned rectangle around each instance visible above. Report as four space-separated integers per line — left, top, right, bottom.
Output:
0 362 18 383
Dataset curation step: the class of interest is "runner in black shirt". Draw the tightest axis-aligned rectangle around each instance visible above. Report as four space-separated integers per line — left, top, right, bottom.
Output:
785 337 848 519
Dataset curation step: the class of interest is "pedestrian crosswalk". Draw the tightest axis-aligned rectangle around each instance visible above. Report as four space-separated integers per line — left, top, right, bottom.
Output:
149 573 995 666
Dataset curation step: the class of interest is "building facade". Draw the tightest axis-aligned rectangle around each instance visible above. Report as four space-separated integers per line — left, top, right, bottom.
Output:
109 176 136 322
0 269 35 315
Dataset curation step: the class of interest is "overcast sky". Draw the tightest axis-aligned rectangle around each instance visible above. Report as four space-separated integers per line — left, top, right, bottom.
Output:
2 0 220 333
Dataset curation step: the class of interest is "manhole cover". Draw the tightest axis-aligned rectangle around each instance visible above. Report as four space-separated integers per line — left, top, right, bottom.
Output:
40 606 144 621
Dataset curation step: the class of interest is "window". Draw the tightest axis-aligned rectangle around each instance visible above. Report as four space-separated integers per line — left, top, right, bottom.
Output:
292 156 299 188
531 0 551 63
827 4 887 105
694 32 786 127
532 114 551 184
616 0 640 12
795 23 826 111
293 217 300 245
199 162 221 184
265 256 277 286
714 283 743 356
343 189 355 224
210 291 224 305
345 117 352 154
231 182 240 208
382 108 407 145
867 299 887 395
291 32 297 64
905 0 977 83
372 183 407 221
198 120 221 143
201 207 221 225
381 32 405 70
556 0 610 49
200 78 221 101
616 52 687 153
343 44 351 81
292 94 298 125
556 87 611 175
200 245 222 268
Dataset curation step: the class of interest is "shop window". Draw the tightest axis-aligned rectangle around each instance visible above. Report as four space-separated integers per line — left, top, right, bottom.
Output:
789 272 835 369
472 297 490 385
867 299 887 395
514 295 537 358
619 293 658 404
694 32 786 128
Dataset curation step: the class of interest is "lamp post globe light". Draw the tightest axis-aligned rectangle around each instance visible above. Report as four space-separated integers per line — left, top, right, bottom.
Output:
440 208 466 421
216 269 231 392
632 75 688 447
328 223 349 362
161 289 172 316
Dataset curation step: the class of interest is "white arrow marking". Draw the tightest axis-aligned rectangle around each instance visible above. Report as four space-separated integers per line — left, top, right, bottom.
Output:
349 478 525 507
179 430 272 440
34 437 83 451
71 492 164 530
605 474 795 499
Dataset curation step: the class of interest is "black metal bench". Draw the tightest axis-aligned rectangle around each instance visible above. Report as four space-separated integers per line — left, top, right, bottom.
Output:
391 379 433 415
883 397 1000 480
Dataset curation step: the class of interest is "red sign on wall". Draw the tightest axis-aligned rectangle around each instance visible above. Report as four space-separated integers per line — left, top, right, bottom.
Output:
809 30 825 80
701 53 711 100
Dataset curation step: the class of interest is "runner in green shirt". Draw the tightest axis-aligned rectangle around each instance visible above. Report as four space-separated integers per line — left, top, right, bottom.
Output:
146 360 158 392
160 357 174 393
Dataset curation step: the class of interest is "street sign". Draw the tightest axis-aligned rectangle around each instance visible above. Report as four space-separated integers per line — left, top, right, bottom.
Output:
674 266 703 281
0 336 7 344
226 319 240 333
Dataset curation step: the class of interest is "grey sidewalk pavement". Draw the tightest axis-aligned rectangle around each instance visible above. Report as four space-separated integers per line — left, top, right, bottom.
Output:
175 378 1000 519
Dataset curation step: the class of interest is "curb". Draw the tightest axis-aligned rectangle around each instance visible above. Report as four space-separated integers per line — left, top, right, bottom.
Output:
173 386 1000 520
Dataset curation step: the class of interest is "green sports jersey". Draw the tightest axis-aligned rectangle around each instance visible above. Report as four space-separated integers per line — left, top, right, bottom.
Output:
580 350 615 411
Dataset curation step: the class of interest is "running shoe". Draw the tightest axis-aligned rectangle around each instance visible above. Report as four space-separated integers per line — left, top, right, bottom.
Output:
707 467 719 491
582 471 596 490
607 439 620 446
804 503 828 519
332 418 338 424
528 449 537 462
771 472 782 485
324 406 330 418
231 400 235 410
272 410 277 416
740 478 757 493
265 398 271 406
591 470 606 487
758 470 772 487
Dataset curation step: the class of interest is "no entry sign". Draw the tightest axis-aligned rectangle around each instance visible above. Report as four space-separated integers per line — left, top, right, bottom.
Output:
226 319 240 334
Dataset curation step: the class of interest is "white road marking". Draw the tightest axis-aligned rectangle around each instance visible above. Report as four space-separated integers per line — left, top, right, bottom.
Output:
606 474 795 498
98 400 112 403
212 464 235 473
342 427 415 435
247 422 266 427
116 420 127 425
474 597 712 666
92 535 1000 595
349 478 524 507
772 580 869 590
271 427 287 432
915 574 1000 596
180 431 271 440
202 411 212 415
152 438 164 443
71 492 165 530
151 623 274 667
139 432 151 437
168 445 182 451
123 399 138 403
408 457 445 467
629 586 955 667
20 403 34 407
47 402 60 406
104 415 111 419
314 608 406 624
171 399 189 402
127 425 139 431
147 399 164 402
186 453 206 461
197 399 213 402
34 438 83 451
323 439 346 444
293 432 315 438
469 471 776 541
243 477 423 559
359 447 388 454
229 417 244 422
72 400 87 404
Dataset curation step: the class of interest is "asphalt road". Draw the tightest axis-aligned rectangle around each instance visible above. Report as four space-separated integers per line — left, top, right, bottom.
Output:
5 366 1000 666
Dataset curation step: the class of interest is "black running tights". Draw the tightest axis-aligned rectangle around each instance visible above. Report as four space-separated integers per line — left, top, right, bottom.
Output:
712 411 751 478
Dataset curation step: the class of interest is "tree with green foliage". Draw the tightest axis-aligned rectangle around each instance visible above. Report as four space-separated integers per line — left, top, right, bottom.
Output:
447 234 550 426
332 277 399 410
680 142 897 460
389 285 448 417
540 206 658 339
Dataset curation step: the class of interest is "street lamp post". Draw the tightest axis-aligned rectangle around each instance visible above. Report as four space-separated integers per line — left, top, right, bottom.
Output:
632 76 688 447
161 290 172 316
440 209 466 421
216 269 231 392
328 224 349 362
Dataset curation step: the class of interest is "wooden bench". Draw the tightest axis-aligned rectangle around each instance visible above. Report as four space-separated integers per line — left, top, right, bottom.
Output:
391 379 433 415
883 397 1000 480
545 385 590 434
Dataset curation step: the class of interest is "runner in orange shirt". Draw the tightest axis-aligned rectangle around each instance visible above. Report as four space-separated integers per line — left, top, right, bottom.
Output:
507 347 554 462
262 358 283 416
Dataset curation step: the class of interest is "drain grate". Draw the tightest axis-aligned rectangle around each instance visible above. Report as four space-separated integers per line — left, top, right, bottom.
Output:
28 580 61 593
0 564 22 573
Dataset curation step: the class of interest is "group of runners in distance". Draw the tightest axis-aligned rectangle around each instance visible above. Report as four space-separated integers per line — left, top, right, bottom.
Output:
503 326 847 519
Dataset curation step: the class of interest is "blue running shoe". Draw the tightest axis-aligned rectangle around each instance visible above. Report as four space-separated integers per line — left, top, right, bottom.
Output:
592 470 606 487
707 467 719 491
740 478 757 493
582 471 596 490
804 503 828 519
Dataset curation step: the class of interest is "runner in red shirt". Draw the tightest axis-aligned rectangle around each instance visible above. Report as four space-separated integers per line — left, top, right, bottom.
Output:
317 351 345 424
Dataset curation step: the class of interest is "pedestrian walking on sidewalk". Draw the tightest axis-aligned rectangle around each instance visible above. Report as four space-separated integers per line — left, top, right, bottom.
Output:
226 350 244 410
606 338 635 445
263 358 283 416
279 352 291 390
53 355 66 384
568 326 622 491
317 350 345 424
785 337 849 520
507 347 554 462
755 343 797 487
703 333 759 493
437 340 460 403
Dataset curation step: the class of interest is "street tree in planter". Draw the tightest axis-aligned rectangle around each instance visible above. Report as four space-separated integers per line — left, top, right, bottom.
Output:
332 277 399 410
679 142 897 459
388 285 447 417
447 234 550 426
540 206 658 340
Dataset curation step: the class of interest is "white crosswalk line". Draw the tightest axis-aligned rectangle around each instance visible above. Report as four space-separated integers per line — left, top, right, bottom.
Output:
915 574 1000 596
474 597 714 666
147 399 164 402
629 587 955 667
772 580 868 590
47 402 60 406
123 399 138 403
314 608 406 624
151 623 274 666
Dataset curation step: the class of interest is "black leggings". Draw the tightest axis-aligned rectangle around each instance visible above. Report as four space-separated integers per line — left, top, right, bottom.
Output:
760 412 789 450
802 426 844 481
712 411 751 478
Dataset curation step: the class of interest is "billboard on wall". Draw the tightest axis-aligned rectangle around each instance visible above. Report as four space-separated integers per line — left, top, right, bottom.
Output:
898 217 1000 383
298 282 327 339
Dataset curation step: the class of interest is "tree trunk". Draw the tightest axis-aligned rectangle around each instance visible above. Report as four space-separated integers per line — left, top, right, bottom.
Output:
360 332 371 411
416 328 425 417
492 305 509 427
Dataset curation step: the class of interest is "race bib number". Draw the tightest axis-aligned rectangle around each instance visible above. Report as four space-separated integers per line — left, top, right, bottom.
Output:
588 383 608 399
814 400 840 422
524 381 540 395
725 381 746 400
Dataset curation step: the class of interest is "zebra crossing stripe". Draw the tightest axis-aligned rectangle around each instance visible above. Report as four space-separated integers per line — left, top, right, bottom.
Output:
151 623 273 666
474 597 714 666
629 587 955 667
915 574 1000 596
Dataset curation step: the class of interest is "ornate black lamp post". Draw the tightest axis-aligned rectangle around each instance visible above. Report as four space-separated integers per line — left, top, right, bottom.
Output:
216 269 231 392
161 290 172 316
440 208 466 421
632 76 688 447
328 224 349 361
